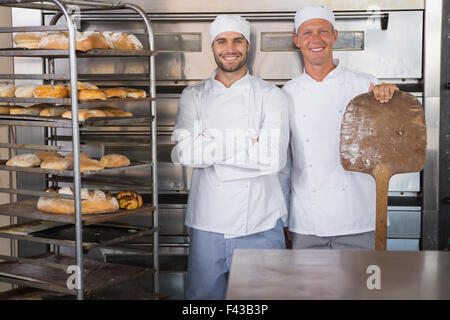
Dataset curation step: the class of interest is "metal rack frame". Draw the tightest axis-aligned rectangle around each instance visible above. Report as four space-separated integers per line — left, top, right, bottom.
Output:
0 0 159 300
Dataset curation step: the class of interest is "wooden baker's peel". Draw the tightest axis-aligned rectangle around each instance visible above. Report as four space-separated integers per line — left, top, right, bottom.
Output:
340 91 426 250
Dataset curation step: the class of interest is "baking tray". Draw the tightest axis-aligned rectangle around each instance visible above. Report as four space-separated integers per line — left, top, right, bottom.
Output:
0 220 153 250
0 114 153 128
0 48 156 58
0 159 153 176
47 175 153 191
0 97 154 104
0 199 155 225
0 73 150 81
0 252 152 296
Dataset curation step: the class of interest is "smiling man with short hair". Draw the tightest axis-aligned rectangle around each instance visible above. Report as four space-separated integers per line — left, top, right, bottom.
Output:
173 14 290 299
279 5 399 250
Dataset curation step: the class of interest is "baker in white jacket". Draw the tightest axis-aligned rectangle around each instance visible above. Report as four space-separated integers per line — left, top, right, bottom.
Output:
173 15 290 299
279 5 398 250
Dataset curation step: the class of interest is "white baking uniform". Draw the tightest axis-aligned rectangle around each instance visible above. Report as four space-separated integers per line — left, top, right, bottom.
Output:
173 70 290 238
279 59 380 237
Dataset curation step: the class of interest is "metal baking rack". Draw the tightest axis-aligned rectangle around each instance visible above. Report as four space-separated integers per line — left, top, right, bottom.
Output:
0 252 151 296
0 0 159 300
0 48 156 57
0 115 154 128
0 97 155 104
0 160 153 175
0 221 153 250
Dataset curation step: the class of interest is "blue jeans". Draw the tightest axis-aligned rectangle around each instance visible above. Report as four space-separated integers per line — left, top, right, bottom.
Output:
185 218 285 300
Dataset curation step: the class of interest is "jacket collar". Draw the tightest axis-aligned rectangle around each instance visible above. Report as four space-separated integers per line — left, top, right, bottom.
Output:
205 69 251 92
301 59 343 83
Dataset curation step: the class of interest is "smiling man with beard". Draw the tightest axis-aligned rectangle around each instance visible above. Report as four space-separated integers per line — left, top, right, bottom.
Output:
173 15 290 300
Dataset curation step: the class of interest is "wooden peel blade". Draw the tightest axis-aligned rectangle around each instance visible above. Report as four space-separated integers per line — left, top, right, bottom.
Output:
340 91 426 250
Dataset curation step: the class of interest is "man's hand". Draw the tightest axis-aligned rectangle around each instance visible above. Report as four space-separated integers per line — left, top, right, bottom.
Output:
284 227 292 249
369 83 399 103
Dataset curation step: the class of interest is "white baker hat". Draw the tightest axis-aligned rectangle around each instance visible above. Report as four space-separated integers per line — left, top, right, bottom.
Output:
209 14 251 44
294 5 336 33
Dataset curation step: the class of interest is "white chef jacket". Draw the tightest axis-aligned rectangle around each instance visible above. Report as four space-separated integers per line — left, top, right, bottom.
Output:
173 70 290 237
279 60 380 237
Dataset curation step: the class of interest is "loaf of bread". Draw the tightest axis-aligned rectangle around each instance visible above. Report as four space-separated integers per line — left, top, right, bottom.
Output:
38 31 110 52
37 32 68 50
39 105 71 117
37 186 119 215
15 85 37 98
102 32 143 51
33 85 68 98
126 88 146 98
0 105 11 114
10 104 46 116
115 190 143 210
14 32 47 49
75 31 110 51
103 87 128 99
78 89 107 101
95 106 133 117
67 81 98 97
127 34 144 50
62 108 106 121
65 152 91 162
0 85 16 98
100 154 130 168
34 151 62 161
6 153 41 167
40 158 73 170
80 159 104 172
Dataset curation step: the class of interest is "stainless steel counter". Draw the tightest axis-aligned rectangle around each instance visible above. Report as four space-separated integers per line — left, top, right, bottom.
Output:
226 249 450 300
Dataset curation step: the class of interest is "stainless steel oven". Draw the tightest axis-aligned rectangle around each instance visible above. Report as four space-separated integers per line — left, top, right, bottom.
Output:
11 0 442 298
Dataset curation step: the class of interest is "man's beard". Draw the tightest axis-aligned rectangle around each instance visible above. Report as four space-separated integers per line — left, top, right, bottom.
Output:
213 52 248 73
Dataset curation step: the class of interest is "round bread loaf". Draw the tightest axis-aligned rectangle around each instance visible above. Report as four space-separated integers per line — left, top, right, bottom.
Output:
115 190 143 210
126 88 146 98
37 186 119 215
87 109 106 117
76 31 109 52
80 159 104 172
67 81 98 97
34 151 62 161
14 32 47 49
6 154 41 167
38 31 110 52
10 104 46 116
40 105 71 117
0 85 16 98
95 106 132 117
100 154 130 168
102 31 134 50
62 109 106 121
33 85 68 98
118 196 139 210
65 152 91 161
15 85 37 98
40 158 73 170
103 87 128 99
78 89 107 101
0 105 11 114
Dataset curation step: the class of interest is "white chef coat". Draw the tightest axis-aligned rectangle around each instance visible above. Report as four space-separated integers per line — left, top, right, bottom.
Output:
173 70 290 237
279 59 380 237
